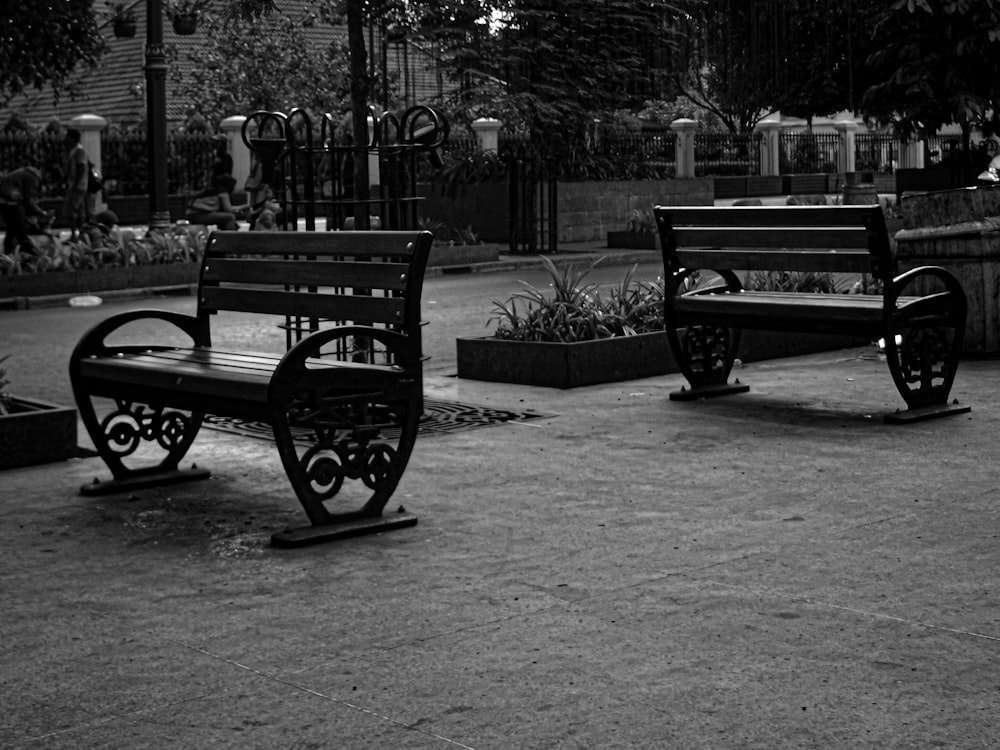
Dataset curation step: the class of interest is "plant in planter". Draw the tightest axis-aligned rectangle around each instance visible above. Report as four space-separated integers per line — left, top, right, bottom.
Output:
165 0 209 34
458 257 676 387
607 208 658 250
457 259 875 388
0 355 78 469
106 2 137 38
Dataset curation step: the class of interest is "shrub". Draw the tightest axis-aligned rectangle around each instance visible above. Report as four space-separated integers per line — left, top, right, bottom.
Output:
488 257 666 343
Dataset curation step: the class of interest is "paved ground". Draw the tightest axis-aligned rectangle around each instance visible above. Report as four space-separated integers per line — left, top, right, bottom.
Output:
3 216 999 748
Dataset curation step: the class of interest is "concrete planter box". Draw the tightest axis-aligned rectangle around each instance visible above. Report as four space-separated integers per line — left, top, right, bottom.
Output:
606 231 658 251
457 332 676 389
783 174 829 195
0 263 200 304
746 176 784 197
428 243 500 268
0 396 77 469
457 329 869 389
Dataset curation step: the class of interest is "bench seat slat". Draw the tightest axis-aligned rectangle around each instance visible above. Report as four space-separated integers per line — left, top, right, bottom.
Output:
660 205 883 228
208 230 421 259
202 258 410 291
78 347 406 406
677 248 874 274
672 292 937 335
670 226 872 249
200 287 405 324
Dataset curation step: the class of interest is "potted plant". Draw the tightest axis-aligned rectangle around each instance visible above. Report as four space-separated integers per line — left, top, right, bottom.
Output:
456 260 874 389
165 0 209 35
607 208 659 250
456 257 677 388
107 2 137 38
0 355 78 470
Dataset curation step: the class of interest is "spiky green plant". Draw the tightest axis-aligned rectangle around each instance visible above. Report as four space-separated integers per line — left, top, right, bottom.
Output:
489 258 666 343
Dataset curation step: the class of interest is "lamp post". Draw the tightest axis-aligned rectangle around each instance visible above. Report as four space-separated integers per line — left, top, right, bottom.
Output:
144 0 171 231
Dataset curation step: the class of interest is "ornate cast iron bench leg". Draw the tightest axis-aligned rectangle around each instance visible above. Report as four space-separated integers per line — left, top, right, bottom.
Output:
70 311 212 496
882 267 971 424
267 327 422 548
667 270 749 401
75 393 209 496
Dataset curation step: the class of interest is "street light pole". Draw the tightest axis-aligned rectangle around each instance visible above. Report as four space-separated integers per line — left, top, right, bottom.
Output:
145 0 171 231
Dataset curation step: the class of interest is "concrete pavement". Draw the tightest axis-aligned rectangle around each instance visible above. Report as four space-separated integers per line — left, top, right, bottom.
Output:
2 238 1000 748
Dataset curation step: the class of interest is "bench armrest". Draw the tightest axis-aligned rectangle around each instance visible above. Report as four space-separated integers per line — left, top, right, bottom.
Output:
276 324 418 371
71 309 209 361
886 265 966 308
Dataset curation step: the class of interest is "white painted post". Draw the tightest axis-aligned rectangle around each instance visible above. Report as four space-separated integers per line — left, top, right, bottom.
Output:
899 140 925 169
832 119 858 175
69 114 108 212
471 118 502 153
367 114 380 190
220 115 249 190
670 118 697 178
754 119 782 176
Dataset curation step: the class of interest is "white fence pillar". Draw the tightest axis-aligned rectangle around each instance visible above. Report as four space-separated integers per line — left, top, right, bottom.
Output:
832 119 858 174
221 115 249 190
670 118 697 178
70 113 108 211
899 140 925 169
471 118 502 153
754 119 782 176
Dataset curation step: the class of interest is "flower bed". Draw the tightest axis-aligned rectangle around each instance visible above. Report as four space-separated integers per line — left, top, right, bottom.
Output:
0 223 207 303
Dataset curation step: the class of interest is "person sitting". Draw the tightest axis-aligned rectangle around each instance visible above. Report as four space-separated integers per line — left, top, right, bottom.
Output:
81 210 119 247
0 166 49 256
185 174 248 230
243 159 283 230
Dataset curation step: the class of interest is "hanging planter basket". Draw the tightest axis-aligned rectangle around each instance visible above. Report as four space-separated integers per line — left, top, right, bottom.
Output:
113 19 137 38
172 13 198 35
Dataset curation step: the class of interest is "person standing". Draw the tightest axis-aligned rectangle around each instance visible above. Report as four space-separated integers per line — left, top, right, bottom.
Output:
62 128 89 241
0 166 48 256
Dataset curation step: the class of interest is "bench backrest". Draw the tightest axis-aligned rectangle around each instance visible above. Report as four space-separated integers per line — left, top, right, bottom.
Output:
654 205 893 281
197 230 432 345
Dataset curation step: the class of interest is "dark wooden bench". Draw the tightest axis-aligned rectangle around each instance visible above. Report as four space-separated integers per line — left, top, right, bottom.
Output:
70 229 433 547
654 204 970 423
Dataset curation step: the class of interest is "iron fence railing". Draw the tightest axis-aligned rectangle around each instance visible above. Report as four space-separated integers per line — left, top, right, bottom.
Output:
779 131 840 174
924 135 966 166
694 131 760 177
855 132 899 174
0 131 69 198
102 132 216 197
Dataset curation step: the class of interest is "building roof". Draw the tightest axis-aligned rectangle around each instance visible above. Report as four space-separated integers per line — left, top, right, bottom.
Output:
2 1 452 132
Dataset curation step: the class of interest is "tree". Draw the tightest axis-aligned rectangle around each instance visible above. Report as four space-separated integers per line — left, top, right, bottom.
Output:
862 0 1000 146
412 0 678 157
175 7 351 127
0 0 106 105
670 0 883 133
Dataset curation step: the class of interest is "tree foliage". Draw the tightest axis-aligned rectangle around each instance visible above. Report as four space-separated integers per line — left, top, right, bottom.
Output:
862 0 1000 141
411 0 678 154
175 6 351 127
670 0 883 133
0 0 106 105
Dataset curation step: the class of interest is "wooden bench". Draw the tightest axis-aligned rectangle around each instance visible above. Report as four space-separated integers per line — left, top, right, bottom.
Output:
654 204 970 423
70 229 433 547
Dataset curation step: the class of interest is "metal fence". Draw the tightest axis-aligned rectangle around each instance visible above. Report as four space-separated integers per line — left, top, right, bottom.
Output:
0 131 69 198
779 131 840 174
854 132 899 174
694 131 760 176
102 132 216 197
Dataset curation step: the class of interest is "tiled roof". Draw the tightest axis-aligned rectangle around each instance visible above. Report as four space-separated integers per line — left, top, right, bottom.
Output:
2 1 452 131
